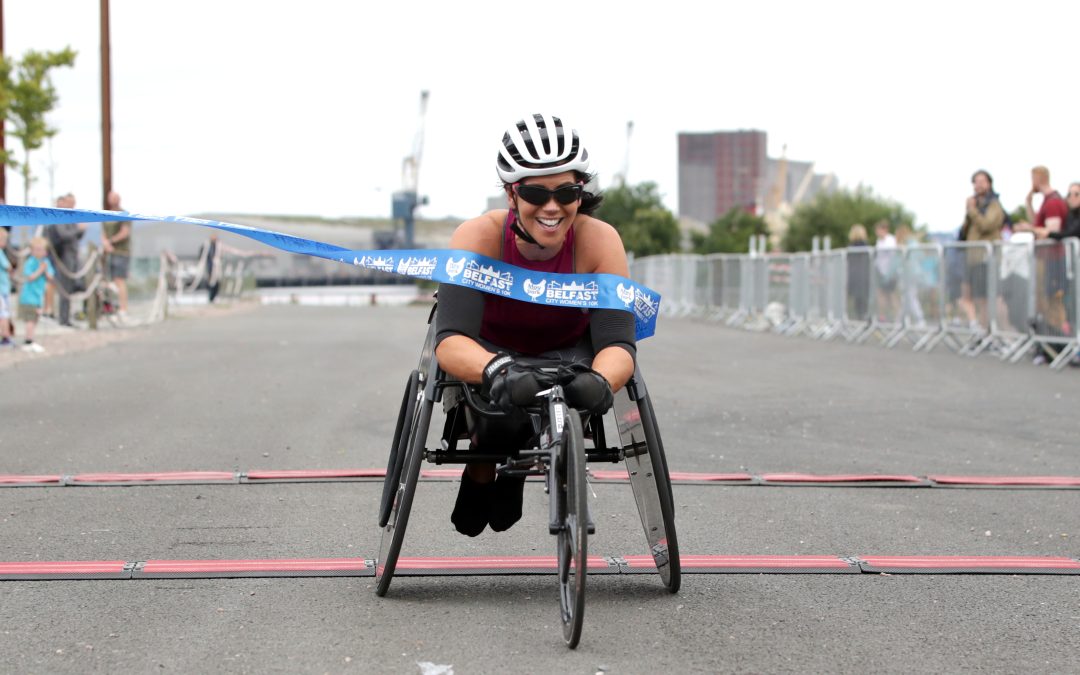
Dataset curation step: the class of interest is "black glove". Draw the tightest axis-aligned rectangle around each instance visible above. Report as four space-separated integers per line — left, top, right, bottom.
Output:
482 353 552 413
562 366 614 416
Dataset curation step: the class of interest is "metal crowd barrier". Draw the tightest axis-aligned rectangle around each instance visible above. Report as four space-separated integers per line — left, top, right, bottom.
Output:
630 238 1080 371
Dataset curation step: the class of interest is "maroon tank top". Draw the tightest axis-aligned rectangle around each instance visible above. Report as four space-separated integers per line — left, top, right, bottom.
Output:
480 214 590 355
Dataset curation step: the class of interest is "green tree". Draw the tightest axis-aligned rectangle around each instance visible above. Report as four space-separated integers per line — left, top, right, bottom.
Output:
692 207 769 254
616 207 681 257
595 181 664 226
595 181 680 256
6 47 77 204
1008 204 1027 227
782 186 915 251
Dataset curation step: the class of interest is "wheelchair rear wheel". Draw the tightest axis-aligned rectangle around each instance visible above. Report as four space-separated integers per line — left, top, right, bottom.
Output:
375 379 432 597
556 409 588 648
379 370 420 528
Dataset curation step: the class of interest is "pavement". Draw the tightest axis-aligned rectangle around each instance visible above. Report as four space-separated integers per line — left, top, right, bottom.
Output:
1 304 1078 674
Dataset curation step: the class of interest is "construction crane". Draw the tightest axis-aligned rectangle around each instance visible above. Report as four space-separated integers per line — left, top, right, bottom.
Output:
381 90 429 249
614 120 633 187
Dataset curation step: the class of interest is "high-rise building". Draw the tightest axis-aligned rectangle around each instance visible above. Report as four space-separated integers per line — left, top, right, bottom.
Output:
678 130 768 225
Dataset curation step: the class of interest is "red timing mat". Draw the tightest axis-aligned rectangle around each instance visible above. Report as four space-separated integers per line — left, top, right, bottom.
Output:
4 555 1076 580
856 556 1080 574
136 558 369 578
761 473 928 485
0 560 131 580
621 554 859 573
391 555 617 575
243 469 386 482
2 469 1079 489
67 472 238 485
927 476 1080 487
0 475 63 486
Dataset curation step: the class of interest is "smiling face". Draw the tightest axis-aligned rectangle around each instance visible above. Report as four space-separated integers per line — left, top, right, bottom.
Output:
507 170 582 254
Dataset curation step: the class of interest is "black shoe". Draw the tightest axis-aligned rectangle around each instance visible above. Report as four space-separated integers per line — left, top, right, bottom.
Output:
451 470 492 537
487 474 526 532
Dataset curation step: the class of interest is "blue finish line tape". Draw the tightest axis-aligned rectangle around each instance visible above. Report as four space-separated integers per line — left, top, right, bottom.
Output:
0 205 661 339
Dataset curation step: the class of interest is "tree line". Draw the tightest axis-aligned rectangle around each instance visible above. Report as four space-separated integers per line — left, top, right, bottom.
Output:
596 181 924 255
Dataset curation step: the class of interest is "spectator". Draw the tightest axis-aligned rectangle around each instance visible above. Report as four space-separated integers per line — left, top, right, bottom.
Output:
959 170 1005 329
200 234 223 303
44 193 87 326
0 196 14 281
1041 182 1080 366
1015 165 1067 236
1040 182 1080 242
18 236 55 352
846 223 871 321
962 170 1006 242
873 220 899 321
946 221 972 327
0 227 12 347
101 191 132 321
998 229 1033 334
197 233 257 303
896 224 926 328
1013 168 1070 362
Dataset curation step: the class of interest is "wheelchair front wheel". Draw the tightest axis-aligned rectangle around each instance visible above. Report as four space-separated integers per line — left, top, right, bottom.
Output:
638 392 681 594
556 409 588 649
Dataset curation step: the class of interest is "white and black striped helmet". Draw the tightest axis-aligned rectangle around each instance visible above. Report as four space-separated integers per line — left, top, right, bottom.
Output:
496 114 590 183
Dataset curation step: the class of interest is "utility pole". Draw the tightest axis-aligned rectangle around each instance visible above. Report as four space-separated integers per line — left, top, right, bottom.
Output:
100 0 112 208
1 0 6 203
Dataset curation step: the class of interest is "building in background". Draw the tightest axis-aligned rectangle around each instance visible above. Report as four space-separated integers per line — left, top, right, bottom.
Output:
677 129 836 250
762 153 837 248
678 130 767 227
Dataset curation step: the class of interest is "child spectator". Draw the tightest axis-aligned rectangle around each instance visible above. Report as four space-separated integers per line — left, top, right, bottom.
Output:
18 236 55 353
0 228 12 347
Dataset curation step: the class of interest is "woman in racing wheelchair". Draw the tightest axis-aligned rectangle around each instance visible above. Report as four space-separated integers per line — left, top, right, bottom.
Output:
434 113 637 536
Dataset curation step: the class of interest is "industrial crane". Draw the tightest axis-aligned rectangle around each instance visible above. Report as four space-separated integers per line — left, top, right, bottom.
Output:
381 90 429 249
614 120 633 187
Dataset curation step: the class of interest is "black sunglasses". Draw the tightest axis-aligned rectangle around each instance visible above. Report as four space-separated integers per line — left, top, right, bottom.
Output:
514 183 584 206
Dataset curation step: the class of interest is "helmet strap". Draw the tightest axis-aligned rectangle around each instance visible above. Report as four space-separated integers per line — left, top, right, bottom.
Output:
508 197 546 250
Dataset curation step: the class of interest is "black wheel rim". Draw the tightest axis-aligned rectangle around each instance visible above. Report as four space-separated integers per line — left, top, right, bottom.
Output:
379 371 419 528
375 387 431 597
556 411 587 648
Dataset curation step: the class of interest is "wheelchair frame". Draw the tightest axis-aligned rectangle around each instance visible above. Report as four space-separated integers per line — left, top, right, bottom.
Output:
375 304 680 648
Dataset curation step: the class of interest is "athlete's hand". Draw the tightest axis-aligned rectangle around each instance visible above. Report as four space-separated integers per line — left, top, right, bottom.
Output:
482 353 547 412
563 367 614 416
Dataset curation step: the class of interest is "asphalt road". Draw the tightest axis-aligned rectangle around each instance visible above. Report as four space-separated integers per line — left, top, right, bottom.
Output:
1 304 1078 674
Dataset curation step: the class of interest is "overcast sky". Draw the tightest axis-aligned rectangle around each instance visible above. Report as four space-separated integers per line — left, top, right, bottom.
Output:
6 0 1079 234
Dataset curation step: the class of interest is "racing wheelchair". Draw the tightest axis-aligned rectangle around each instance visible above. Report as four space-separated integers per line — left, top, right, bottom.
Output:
375 304 680 648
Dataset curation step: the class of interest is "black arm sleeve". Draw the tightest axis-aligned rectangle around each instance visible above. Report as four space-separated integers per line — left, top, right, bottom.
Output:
434 283 486 348
1049 213 1080 240
589 308 636 362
